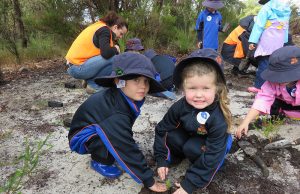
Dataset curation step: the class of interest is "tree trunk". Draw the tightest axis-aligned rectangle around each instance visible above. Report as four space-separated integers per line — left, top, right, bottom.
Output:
156 0 163 11
86 0 96 22
12 0 27 48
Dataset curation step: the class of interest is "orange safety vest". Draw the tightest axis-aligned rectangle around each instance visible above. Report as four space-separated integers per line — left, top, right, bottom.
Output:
224 25 246 59
65 21 114 65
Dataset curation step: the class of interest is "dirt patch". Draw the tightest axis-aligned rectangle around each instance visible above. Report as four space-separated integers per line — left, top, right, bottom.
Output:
1 41 300 193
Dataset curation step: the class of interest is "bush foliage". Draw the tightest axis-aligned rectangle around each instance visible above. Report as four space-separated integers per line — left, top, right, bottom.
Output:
0 0 299 65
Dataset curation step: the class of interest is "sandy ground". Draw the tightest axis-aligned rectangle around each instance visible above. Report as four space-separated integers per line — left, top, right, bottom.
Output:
0 58 299 194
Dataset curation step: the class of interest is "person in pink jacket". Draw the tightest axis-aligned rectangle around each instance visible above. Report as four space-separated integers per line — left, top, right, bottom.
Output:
236 46 300 139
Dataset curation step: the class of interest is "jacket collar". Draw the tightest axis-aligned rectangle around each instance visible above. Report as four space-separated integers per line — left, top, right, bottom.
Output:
118 89 145 119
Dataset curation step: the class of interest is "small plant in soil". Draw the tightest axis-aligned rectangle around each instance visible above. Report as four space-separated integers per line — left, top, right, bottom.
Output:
254 116 285 141
0 134 52 193
165 179 172 190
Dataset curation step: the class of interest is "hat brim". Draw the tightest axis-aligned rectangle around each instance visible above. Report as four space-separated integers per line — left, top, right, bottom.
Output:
173 57 226 88
125 46 144 52
151 91 177 100
144 49 158 60
261 67 300 83
95 73 165 94
202 1 224 9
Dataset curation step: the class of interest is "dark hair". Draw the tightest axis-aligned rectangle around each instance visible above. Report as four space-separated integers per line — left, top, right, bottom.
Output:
100 11 128 29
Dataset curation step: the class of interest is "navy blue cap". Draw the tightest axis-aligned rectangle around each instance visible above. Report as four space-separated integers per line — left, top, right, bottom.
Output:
261 46 300 83
95 52 165 93
173 48 225 88
125 38 144 51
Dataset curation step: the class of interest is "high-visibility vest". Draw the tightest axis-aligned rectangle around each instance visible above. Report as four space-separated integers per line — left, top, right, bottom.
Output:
66 21 114 65
224 25 246 58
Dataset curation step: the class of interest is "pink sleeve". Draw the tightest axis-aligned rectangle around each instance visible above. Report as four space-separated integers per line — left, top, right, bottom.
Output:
295 81 300 105
251 81 276 114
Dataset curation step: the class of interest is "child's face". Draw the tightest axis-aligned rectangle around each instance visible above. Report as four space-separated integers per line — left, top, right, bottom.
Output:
207 7 216 12
183 73 217 110
119 76 150 101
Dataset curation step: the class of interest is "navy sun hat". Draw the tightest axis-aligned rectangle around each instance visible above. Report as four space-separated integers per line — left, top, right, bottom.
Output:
261 46 300 83
125 38 144 51
95 52 165 93
173 48 226 89
202 0 224 9
144 49 158 59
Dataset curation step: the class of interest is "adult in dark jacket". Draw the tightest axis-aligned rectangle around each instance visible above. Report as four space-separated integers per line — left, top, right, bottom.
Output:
68 52 167 192
154 49 233 194
66 11 128 93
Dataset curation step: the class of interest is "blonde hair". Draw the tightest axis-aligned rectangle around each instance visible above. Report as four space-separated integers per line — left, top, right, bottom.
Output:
181 61 232 132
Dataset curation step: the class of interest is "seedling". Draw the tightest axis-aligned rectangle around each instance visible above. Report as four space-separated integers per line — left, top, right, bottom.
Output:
0 134 52 193
166 179 172 190
254 116 285 141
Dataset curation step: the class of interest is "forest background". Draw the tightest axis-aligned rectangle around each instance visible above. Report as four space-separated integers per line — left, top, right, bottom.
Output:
0 0 299 68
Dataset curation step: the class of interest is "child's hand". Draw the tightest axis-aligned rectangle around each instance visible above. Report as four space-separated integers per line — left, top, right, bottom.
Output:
114 45 120 53
173 183 188 194
148 181 168 192
157 167 169 181
235 122 249 139
249 43 256 51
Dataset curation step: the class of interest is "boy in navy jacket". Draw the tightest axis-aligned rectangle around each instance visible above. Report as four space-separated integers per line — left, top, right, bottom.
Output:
68 52 167 192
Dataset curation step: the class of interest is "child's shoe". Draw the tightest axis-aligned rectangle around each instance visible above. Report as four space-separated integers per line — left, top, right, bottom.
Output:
86 85 96 94
90 160 122 178
247 87 261 93
81 80 87 88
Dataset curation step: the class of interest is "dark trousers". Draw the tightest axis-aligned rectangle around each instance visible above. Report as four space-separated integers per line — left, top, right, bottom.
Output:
254 56 269 89
85 135 115 165
166 129 206 163
221 43 241 68
271 98 300 116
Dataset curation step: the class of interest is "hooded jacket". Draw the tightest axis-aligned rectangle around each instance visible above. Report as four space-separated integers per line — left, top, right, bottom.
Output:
249 0 291 56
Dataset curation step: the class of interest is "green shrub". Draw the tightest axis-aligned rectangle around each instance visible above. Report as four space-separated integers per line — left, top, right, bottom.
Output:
0 135 52 193
173 29 195 54
22 35 66 61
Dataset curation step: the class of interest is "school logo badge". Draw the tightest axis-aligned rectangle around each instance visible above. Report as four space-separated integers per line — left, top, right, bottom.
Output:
197 125 208 135
196 112 210 135
115 67 124 76
197 112 210 124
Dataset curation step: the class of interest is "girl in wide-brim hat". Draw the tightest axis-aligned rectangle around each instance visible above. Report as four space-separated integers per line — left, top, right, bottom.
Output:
236 46 300 139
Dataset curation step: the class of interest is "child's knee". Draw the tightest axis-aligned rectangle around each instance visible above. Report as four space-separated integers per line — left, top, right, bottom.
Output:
182 139 204 161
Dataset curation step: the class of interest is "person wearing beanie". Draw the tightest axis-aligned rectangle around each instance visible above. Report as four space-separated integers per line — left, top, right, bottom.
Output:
195 0 225 50
68 52 167 192
236 46 300 139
